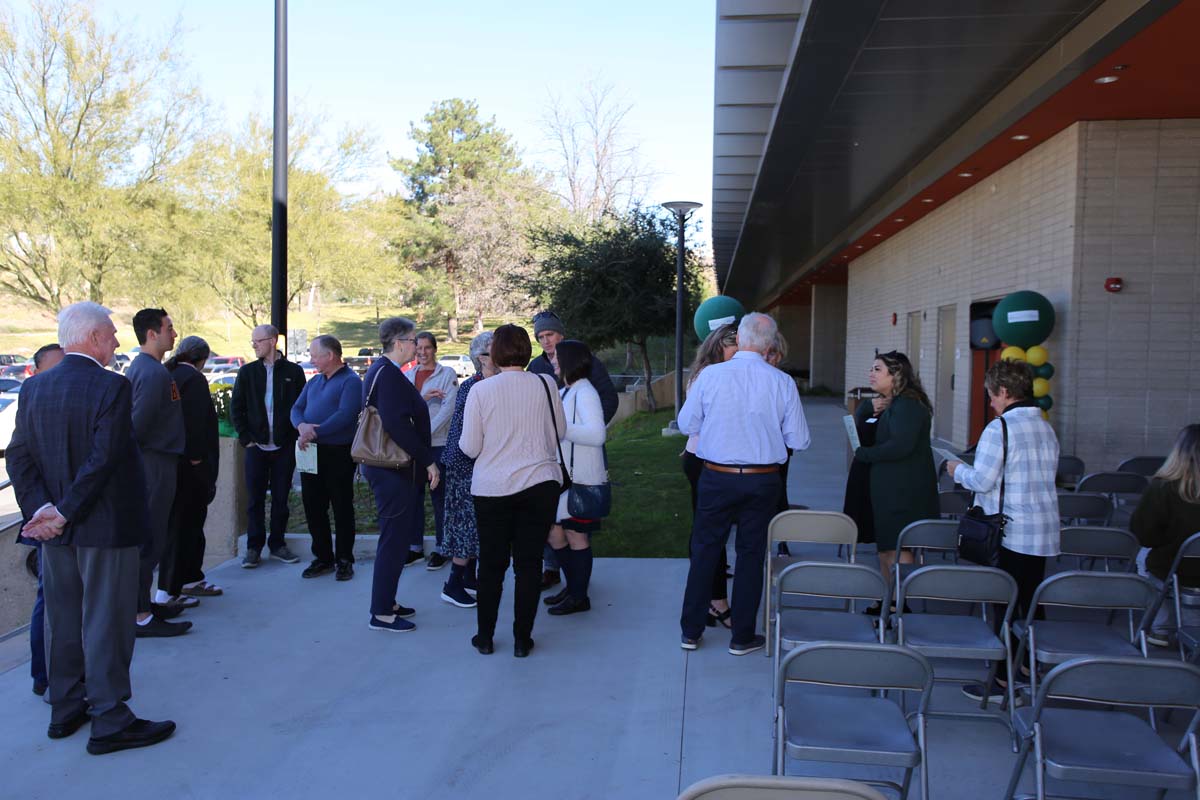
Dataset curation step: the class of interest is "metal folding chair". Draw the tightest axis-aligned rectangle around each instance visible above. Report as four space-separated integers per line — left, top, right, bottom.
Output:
774 642 933 800
1077 471 1150 510
896 565 1019 738
1116 455 1166 477
1146 530 1200 662
764 511 858 655
1003 656 1200 800
1058 526 1139 572
1011 571 1157 703
773 562 888 686
1056 455 1085 490
893 520 960 608
937 491 970 520
1056 491 1111 526
678 774 887 800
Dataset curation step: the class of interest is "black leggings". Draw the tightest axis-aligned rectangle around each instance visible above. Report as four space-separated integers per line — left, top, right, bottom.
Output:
682 451 728 602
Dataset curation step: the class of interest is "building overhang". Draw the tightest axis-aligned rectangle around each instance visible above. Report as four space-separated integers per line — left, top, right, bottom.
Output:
712 0 1196 308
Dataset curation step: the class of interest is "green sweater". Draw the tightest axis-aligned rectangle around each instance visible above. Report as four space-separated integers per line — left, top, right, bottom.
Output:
853 394 939 550
1131 478 1200 587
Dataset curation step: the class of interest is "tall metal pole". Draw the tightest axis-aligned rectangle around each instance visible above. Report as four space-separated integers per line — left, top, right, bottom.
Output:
271 0 288 339
673 212 686 424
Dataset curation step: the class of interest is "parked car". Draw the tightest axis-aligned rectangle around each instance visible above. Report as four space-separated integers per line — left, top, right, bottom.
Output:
207 374 238 389
0 378 20 393
0 389 18 453
344 355 375 376
110 353 130 373
205 355 246 372
298 361 319 380
1 362 34 380
0 354 24 366
438 354 474 379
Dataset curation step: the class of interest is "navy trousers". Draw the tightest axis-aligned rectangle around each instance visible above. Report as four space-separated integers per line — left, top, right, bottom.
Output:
30 546 46 687
244 445 295 552
681 468 782 643
411 445 446 551
364 465 420 616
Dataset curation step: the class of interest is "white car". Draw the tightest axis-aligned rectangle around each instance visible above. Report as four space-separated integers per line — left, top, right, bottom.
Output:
0 389 18 453
438 354 474 379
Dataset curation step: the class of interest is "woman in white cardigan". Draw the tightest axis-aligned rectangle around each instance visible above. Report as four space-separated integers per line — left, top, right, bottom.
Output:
544 340 607 616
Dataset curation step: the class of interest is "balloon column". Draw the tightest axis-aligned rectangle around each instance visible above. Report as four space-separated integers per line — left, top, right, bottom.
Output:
992 291 1057 420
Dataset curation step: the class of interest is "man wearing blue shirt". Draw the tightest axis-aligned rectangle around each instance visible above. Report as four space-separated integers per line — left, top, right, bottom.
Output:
290 335 364 581
677 313 811 656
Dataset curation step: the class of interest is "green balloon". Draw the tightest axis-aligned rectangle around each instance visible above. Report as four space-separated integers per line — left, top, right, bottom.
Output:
1036 394 1053 411
992 291 1056 349
1035 362 1055 380
693 295 745 341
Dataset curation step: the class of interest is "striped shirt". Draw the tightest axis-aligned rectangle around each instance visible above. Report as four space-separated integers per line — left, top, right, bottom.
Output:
954 405 1061 557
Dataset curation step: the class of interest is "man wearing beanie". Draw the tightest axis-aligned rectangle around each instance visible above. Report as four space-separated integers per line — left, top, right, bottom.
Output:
528 310 619 590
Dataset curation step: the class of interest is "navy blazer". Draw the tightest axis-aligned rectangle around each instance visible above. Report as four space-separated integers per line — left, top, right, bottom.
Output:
7 354 149 549
361 357 433 470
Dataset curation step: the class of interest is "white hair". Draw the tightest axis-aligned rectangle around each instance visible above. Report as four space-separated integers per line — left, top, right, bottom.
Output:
57 301 113 347
737 312 777 352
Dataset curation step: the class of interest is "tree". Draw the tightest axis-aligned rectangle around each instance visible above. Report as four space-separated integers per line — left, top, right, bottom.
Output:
388 98 538 340
524 209 706 411
0 0 204 313
541 81 655 224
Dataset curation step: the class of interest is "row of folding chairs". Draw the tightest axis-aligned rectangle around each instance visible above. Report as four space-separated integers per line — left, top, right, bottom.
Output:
678 775 886 800
1147 530 1200 663
1058 454 1164 486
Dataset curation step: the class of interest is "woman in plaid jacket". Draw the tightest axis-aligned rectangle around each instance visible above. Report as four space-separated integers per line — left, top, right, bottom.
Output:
948 359 1059 702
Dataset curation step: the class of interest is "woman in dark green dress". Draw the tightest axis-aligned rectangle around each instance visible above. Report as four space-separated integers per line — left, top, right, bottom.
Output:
853 351 939 611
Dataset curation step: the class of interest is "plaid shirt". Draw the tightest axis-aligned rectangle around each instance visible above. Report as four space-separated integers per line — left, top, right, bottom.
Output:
955 406 1061 556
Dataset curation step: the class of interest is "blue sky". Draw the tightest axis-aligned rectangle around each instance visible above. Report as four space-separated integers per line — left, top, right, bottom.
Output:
86 0 717 245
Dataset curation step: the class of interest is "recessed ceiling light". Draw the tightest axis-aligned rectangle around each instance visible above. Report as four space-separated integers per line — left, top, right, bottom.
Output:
1094 75 1119 84
1111 64 1129 71
921 198 934 204
1011 134 1031 141
873 233 883 238
957 172 974 178
856 245 864 249
894 218 905 223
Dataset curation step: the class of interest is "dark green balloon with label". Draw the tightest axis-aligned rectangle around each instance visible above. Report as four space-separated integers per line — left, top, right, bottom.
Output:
693 295 746 341
992 291 1056 348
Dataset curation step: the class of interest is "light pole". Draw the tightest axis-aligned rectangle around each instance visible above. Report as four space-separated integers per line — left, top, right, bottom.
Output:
662 201 702 434
271 0 288 340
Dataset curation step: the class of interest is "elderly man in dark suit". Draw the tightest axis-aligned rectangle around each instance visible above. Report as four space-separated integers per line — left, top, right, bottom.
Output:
7 301 175 755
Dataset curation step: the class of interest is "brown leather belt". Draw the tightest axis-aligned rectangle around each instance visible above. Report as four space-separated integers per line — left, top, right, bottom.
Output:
704 463 780 475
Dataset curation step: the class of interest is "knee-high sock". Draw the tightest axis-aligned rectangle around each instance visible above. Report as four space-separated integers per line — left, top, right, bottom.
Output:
445 561 464 592
570 546 593 601
552 545 572 594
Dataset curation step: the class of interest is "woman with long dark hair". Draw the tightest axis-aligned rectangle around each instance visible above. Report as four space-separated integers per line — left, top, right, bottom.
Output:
1131 424 1200 647
853 351 939 612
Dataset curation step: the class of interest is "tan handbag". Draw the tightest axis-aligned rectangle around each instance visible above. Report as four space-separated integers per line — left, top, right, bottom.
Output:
351 362 413 469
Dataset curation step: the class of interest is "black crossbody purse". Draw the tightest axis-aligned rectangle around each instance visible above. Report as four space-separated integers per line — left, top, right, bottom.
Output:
537 374 571 491
957 416 1009 567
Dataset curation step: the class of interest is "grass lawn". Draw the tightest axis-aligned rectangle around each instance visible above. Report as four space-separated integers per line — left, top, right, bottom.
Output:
283 409 692 558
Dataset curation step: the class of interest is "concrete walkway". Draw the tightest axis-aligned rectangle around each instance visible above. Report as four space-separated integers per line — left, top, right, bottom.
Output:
0 399 1185 799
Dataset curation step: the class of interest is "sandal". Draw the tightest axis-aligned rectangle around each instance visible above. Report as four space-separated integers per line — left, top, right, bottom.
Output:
706 605 733 629
181 581 224 597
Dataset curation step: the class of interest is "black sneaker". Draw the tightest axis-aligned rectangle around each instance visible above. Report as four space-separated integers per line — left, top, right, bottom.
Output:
1146 630 1172 648
335 561 354 581
404 550 425 567
426 552 449 570
302 559 335 579
391 604 416 619
543 587 570 606
548 596 591 616
961 682 1006 704
271 545 301 564
135 617 192 638
729 635 766 656
241 549 261 568
440 582 477 608
681 634 701 651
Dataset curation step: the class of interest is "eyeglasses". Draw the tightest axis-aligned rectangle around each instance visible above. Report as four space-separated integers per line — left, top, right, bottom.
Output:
250 337 275 345
394 338 416 345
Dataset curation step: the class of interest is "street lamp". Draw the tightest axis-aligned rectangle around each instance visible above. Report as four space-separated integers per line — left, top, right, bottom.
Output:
662 200 702 435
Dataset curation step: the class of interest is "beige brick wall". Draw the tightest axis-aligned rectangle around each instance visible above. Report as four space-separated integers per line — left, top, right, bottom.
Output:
845 125 1081 449
1071 119 1200 470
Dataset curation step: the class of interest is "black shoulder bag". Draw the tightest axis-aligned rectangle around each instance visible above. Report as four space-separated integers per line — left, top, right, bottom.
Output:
536 374 571 491
956 416 1009 567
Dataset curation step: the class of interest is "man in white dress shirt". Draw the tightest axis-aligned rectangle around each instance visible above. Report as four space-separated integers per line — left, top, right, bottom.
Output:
677 312 811 655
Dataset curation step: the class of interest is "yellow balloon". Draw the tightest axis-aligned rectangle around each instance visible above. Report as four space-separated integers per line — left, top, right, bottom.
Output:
1026 346 1048 367
1042 410 1050 421
1001 346 1026 362
1033 378 1050 397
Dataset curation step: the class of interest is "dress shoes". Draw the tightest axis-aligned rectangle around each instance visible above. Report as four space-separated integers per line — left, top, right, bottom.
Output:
33 680 47 697
136 617 192 638
86 718 176 755
548 596 591 616
47 708 90 739
513 638 535 658
543 587 569 606
150 603 186 620
471 634 494 655
539 570 560 591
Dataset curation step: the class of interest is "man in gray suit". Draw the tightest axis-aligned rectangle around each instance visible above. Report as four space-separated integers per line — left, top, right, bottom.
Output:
8 301 175 754
126 308 190 637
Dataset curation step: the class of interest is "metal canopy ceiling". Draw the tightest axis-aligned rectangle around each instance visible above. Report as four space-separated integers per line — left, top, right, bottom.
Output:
713 0 1123 301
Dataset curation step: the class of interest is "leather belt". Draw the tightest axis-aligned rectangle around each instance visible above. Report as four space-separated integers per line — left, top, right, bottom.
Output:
704 463 780 475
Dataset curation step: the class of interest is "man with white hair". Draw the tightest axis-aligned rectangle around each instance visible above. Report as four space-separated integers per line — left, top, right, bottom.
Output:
676 312 811 656
7 301 176 754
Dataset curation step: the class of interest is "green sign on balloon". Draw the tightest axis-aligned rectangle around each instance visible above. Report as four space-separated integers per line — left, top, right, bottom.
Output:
992 291 1056 348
